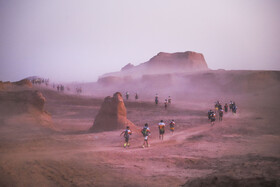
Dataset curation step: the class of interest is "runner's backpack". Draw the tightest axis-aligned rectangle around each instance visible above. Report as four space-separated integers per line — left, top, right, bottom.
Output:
141 128 147 136
124 129 131 138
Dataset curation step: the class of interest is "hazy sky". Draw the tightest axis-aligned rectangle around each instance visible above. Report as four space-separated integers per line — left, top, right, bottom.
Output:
0 0 280 82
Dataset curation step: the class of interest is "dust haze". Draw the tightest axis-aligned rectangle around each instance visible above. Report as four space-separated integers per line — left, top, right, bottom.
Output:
1 51 280 186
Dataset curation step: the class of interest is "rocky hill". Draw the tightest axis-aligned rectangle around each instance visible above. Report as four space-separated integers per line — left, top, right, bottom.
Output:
99 51 208 81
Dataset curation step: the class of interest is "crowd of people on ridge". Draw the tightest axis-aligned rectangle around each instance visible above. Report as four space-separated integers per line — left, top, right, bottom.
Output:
31 78 49 86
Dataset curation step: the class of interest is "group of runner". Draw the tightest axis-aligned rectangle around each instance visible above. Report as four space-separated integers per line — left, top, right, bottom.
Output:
125 92 139 100
56 84 65 92
121 93 176 148
31 78 49 86
125 92 172 109
208 100 238 126
155 94 172 109
120 119 176 148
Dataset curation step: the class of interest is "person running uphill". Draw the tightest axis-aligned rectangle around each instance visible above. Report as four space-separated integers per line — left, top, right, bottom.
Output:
155 94 159 105
169 120 175 135
158 120 166 140
120 126 132 148
224 103 228 113
232 104 237 114
164 99 168 109
168 96 171 104
208 109 214 120
219 109 223 121
125 92 129 100
210 112 216 126
141 123 151 148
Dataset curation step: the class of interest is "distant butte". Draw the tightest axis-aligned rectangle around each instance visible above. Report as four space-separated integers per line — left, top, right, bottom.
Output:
99 51 209 80
146 51 208 70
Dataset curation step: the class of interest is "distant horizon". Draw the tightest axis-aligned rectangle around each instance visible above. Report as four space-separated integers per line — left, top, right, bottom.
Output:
3 66 280 84
1 49 280 83
1 0 280 82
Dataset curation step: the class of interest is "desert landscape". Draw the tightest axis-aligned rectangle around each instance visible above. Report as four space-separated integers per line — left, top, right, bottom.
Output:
0 51 280 186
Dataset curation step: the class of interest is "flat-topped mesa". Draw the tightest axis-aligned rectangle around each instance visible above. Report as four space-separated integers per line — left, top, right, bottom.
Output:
98 50 209 82
146 51 208 71
89 92 138 132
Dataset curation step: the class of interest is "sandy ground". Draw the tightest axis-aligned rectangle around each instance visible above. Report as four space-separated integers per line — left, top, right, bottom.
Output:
0 84 280 187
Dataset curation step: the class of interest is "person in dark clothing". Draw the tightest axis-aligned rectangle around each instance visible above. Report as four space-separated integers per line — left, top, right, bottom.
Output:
224 103 228 113
219 109 223 121
120 126 132 148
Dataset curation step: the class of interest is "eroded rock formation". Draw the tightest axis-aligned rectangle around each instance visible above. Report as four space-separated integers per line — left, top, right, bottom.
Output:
89 92 137 132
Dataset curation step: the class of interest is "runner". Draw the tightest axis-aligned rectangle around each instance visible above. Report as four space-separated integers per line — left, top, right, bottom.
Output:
155 94 159 105
208 109 214 120
120 126 132 148
158 120 165 140
219 109 223 121
164 99 168 109
141 123 151 148
168 96 171 104
210 112 216 126
169 119 175 135
125 92 129 100
224 103 228 113
232 103 237 114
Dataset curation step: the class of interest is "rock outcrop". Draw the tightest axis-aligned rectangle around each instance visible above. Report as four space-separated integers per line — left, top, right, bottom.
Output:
14 79 33 87
99 51 209 80
0 90 46 114
89 92 137 132
0 87 53 130
146 51 208 71
0 79 32 90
